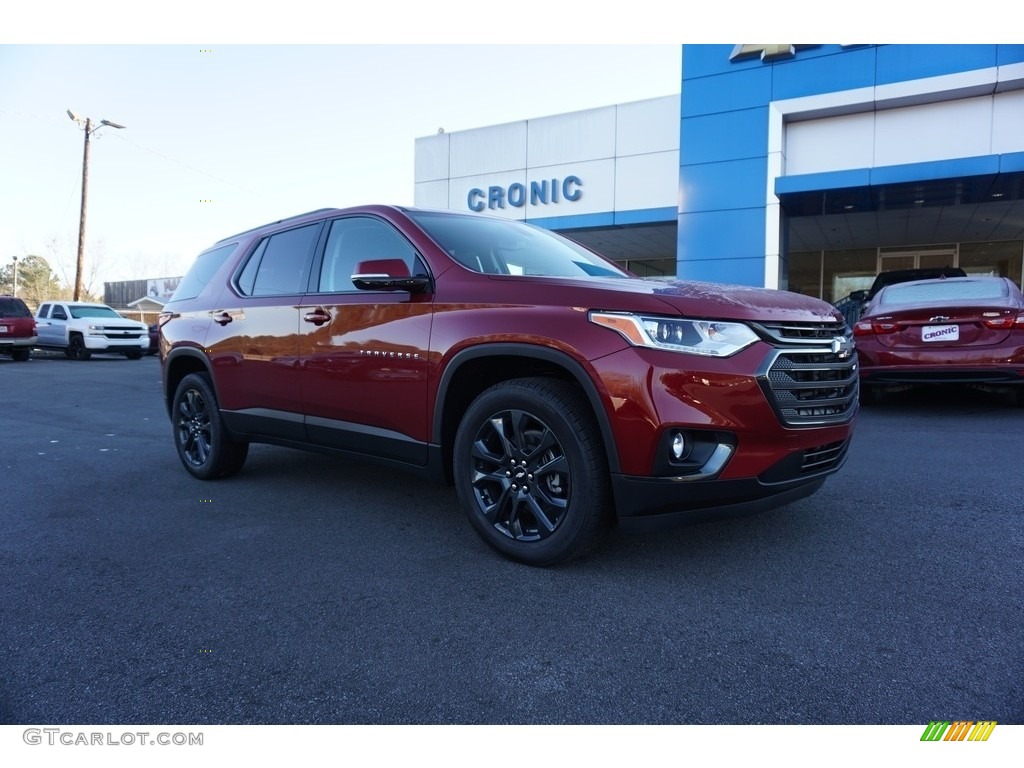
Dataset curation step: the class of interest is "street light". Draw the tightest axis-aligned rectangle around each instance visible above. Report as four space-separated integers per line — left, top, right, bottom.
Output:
11 256 18 297
67 109 126 301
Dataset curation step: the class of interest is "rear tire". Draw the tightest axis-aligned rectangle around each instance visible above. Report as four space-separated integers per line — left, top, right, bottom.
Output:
11 349 30 362
453 377 612 566
172 372 249 480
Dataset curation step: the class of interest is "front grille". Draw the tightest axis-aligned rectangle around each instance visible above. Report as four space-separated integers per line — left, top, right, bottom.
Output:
801 439 850 474
102 325 144 340
758 437 852 483
753 320 848 344
758 325 859 427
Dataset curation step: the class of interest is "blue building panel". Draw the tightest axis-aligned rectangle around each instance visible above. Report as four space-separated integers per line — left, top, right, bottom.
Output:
681 44 750 79
776 168 873 195
999 152 1024 173
677 208 767 263
680 107 769 166
681 67 772 118
527 211 614 231
875 45 999 85
681 158 768 214
870 156 1000 185
613 207 678 226
677 256 767 287
770 47 878 101
996 45 1024 66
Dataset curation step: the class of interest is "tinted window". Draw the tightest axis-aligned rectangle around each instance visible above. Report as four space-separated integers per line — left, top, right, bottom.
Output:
69 305 122 319
237 223 321 297
408 211 627 278
0 297 31 318
172 243 237 301
38 303 51 318
882 280 1008 305
318 217 418 293
51 306 68 320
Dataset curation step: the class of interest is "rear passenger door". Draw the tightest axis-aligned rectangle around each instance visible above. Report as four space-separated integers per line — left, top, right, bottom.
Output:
203 222 323 441
298 216 433 463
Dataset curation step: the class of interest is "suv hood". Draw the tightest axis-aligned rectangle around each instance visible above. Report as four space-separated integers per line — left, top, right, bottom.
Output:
526 276 845 324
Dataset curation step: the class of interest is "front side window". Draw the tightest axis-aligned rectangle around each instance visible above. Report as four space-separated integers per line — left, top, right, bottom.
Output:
317 217 419 293
51 306 68 320
237 223 321 297
407 211 627 279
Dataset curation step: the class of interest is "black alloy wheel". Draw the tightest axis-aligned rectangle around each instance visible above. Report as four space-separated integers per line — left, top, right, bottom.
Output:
67 335 91 360
172 372 248 480
454 377 612 566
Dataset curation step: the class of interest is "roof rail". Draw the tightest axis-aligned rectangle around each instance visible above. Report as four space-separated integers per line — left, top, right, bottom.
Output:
215 208 339 244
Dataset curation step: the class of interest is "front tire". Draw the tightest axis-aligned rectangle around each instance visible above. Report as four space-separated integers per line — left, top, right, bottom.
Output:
125 350 143 360
67 334 91 360
172 372 249 480
453 377 612 566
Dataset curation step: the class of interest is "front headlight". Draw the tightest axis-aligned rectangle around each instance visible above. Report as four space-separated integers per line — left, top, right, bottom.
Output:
590 311 759 357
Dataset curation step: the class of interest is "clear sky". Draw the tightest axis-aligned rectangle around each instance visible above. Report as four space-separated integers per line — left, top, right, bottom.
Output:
1 3 997 291
0 44 682 288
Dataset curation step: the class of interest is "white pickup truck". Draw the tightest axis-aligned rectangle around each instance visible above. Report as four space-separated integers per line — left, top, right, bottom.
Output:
34 301 149 360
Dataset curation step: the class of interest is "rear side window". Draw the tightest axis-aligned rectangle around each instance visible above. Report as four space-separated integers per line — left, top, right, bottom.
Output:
38 303 51 318
882 280 1008 305
171 243 238 302
236 224 322 297
0 298 31 318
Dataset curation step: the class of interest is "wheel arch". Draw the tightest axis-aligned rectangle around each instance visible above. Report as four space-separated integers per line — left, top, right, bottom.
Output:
163 348 217 417
432 343 620 483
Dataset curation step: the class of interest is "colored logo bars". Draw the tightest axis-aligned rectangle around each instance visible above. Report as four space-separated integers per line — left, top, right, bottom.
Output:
920 721 997 742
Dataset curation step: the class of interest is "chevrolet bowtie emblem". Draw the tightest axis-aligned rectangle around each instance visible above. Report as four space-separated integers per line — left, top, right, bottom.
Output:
730 44 819 62
831 336 854 359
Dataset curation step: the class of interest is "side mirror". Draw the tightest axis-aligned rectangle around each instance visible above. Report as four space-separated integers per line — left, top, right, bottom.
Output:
351 259 430 293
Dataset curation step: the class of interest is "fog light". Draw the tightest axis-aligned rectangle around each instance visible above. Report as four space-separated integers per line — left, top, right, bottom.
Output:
671 431 686 460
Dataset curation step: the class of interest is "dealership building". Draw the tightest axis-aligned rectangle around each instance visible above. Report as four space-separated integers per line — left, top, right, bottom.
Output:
415 44 1024 303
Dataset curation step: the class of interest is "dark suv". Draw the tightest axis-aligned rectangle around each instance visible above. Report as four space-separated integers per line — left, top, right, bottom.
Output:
160 206 858 565
0 295 37 361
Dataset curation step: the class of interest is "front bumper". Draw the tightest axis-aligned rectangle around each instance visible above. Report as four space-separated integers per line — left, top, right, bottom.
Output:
611 435 850 531
84 336 149 352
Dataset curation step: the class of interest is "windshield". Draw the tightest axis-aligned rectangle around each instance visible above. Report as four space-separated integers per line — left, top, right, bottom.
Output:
881 280 1008 305
407 211 628 279
69 305 123 319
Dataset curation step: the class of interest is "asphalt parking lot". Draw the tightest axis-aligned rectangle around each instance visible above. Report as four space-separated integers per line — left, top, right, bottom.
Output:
1 352 1021 725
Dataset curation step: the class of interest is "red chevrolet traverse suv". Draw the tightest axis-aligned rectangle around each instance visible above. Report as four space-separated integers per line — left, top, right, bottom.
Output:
160 206 858 565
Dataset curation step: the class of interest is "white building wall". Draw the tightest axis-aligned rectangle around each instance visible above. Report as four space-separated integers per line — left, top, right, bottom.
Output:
414 95 680 221
784 90 1024 176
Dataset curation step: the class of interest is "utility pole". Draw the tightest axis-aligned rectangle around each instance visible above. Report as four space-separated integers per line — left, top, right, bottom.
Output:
67 110 126 301
11 256 18 297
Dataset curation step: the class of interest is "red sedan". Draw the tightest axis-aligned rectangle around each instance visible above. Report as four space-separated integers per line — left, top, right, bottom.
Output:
854 276 1024 404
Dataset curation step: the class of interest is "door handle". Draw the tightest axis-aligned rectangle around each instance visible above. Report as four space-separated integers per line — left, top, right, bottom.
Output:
303 309 331 326
213 312 233 326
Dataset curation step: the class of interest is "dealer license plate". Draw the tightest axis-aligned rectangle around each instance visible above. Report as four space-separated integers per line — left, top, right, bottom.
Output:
922 324 959 343
0 325 9 333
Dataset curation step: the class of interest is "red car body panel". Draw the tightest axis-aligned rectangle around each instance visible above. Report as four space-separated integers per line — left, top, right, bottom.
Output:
855 277 1024 388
